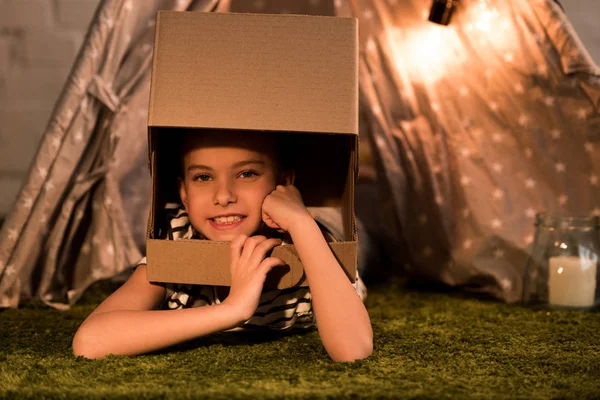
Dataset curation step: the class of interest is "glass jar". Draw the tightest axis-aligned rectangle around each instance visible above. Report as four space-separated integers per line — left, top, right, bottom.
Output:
522 212 600 310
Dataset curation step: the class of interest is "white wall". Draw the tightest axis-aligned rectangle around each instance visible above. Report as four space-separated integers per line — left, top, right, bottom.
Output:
560 0 600 64
0 0 100 215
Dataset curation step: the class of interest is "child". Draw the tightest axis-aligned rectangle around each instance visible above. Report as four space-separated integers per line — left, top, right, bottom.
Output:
72 130 372 362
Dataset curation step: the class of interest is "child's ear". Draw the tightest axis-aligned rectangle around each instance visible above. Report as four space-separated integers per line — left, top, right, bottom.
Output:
281 169 295 186
178 177 189 211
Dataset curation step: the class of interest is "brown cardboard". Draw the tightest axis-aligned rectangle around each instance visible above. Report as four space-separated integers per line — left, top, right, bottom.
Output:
146 11 358 289
146 240 358 289
148 12 357 134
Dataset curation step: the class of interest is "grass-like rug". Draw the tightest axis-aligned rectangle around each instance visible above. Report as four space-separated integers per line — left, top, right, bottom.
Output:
0 279 599 399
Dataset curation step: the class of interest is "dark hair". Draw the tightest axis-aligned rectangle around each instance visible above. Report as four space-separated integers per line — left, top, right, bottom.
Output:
177 129 296 179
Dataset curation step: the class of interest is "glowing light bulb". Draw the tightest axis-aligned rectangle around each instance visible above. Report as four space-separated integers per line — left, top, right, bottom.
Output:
386 0 516 84
388 25 466 84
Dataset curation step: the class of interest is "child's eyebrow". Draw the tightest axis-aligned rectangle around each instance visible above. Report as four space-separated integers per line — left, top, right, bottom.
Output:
232 160 265 169
187 164 213 171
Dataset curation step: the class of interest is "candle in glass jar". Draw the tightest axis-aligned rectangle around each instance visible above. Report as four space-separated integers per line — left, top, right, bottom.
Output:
548 256 597 308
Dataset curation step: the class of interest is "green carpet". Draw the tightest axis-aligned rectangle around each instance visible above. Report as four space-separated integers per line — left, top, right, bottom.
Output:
0 279 599 399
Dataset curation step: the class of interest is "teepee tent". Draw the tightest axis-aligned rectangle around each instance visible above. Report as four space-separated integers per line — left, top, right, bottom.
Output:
1 0 598 308
0 0 231 309
341 0 600 302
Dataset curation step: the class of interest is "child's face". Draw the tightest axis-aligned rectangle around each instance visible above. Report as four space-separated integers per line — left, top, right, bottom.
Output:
178 132 282 242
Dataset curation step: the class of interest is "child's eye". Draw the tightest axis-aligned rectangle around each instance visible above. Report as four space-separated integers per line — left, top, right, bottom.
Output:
192 174 212 182
238 170 260 179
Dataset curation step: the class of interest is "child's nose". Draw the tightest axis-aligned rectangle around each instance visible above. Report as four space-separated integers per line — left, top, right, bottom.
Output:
213 180 237 206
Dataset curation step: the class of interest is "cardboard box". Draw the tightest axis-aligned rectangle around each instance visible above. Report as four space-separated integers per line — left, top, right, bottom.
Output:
146 11 358 289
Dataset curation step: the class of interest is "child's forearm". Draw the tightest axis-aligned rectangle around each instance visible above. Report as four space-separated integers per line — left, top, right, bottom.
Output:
73 303 242 359
289 216 373 362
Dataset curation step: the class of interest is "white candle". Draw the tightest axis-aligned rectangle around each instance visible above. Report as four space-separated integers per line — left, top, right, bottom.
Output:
548 256 597 308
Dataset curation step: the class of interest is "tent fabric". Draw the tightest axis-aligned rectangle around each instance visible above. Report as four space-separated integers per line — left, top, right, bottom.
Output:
0 0 351 310
1 0 598 309
0 0 230 309
338 0 600 302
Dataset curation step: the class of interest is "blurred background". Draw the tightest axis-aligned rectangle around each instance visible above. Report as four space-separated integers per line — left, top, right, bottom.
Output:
1 0 599 309
0 0 598 218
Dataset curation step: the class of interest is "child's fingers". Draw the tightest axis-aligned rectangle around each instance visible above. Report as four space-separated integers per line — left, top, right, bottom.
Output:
258 257 286 277
262 213 285 233
229 234 248 269
248 238 282 268
276 184 303 203
261 213 281 230
239 235 267 266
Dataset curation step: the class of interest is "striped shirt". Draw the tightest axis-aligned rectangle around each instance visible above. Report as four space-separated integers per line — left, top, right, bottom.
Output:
137 203 367 331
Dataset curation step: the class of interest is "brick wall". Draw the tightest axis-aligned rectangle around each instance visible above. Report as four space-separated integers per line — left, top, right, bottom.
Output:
0 0 100 215
0 0 598 217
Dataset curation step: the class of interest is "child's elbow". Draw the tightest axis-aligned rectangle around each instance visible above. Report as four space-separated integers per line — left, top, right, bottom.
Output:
72 328 105 359
330 333 373 362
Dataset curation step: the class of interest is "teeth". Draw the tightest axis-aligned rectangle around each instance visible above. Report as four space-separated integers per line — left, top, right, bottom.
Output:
213 216 242 224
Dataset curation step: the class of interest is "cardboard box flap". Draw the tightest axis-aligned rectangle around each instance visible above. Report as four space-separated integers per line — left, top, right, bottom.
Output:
342 135 358 241
148 11 358 135
147 239 357 288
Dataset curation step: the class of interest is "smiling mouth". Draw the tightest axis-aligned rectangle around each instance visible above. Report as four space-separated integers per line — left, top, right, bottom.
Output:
210 215 245 225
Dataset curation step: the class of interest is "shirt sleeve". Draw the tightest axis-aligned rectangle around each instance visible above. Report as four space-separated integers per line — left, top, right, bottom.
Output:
134 256 147 268
352 271 368 302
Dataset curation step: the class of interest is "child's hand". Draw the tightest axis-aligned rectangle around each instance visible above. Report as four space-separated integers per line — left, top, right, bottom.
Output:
223 235 285 322
262 185 312 233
